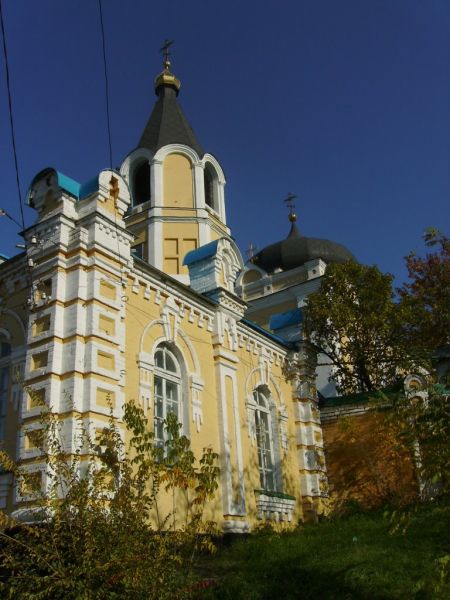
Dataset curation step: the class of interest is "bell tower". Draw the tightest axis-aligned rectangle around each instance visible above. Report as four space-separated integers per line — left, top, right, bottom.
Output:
121 44 230 283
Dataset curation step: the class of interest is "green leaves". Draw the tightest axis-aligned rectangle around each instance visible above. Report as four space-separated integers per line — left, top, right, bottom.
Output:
304 261 407 394
398 230 450 357
0 399 220 598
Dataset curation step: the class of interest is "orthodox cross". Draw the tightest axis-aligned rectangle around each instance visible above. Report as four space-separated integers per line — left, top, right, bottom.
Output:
160 39 174 69
245 242 258 261
283 192 297 216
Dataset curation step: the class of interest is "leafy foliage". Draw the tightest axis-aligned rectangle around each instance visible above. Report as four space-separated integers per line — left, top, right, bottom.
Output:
303 261 410 394
398 228 450 358
391 387 450 498
0 397 220 599
304 233 449 508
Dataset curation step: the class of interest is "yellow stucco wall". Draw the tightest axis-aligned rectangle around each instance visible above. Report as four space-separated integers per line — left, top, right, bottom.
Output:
162 222 198 275
123 274 303 528
0 177 305 530
163 153 193 208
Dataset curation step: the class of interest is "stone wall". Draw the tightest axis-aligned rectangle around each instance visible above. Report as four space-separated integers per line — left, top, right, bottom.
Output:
321 403 419 509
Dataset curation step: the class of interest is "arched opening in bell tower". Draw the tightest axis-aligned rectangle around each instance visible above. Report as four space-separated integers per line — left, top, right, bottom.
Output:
132 160 151 206
204 162 219 212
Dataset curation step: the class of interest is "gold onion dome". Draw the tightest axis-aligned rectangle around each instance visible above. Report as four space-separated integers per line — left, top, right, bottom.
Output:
154 58 181 96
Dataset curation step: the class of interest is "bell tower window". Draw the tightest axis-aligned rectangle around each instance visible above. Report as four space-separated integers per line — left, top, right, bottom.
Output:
204 163 218 211
133 161 151 206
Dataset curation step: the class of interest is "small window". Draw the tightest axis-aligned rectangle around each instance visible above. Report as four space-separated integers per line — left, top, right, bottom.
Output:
153 345 181 448
133 161 151 206
131 243 145 260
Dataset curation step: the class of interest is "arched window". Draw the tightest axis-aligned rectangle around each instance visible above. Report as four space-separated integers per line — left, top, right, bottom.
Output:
132 161 151 206
0 335 11 440
153 345 181 447
204 163 218 211
254 388 275 491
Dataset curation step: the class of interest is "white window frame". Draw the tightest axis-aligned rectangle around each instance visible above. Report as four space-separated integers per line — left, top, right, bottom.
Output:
254 388 276 492
153 345 182 448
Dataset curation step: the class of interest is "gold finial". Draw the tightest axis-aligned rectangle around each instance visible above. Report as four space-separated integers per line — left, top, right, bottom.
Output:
283 192 297 222
155 39 181 95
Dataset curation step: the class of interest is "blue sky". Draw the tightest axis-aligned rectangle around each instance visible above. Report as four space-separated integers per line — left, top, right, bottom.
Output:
0 0 448 285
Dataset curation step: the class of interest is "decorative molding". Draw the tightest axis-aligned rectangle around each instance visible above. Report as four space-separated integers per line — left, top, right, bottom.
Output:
255 491 295 522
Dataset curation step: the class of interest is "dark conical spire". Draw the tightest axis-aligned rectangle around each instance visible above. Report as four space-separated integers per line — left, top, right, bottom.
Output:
138 44 204 156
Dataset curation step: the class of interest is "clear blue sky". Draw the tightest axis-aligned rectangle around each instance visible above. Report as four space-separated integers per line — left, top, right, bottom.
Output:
1 0 448 285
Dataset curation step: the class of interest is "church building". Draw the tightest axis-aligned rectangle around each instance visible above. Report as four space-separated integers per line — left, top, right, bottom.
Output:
0 55 355 531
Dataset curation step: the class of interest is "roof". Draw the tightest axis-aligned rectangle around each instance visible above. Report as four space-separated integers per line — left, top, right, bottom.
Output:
241 318 293 348
183 239 219 266
27 168 99 202
269 308 303 331
56 172 99 200
138 79 204 156
252 221 355 273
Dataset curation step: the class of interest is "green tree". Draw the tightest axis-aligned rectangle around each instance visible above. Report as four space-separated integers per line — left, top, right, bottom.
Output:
303 261 409 394
0 397 219 599
304 236 449 503
398 228 450 359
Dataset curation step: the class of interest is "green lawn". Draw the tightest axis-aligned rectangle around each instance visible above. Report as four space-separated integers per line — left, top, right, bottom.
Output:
197 501 449 599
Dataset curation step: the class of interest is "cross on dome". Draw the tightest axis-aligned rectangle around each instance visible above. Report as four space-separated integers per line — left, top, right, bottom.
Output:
283 192 297 222
160 39 174 70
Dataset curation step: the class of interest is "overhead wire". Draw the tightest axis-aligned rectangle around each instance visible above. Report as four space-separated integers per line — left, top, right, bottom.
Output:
97 0 113 170
0 0 25 230
97 0 126 286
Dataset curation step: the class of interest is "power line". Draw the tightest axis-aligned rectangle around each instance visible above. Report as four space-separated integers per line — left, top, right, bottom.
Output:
98 0 113 170
97 0 126 290
0 0 25 230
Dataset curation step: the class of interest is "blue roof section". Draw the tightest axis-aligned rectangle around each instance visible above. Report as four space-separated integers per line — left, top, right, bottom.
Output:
183 239 219 266
27 168 100 203
56 171 99 200
269 308 303 331
241 319 293 348
0 253 10 261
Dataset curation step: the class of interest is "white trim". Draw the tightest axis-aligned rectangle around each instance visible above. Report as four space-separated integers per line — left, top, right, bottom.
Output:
216 363 246 516
153 143 201 165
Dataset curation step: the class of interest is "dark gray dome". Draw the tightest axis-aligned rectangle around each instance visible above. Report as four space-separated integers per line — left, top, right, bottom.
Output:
252 222 355 273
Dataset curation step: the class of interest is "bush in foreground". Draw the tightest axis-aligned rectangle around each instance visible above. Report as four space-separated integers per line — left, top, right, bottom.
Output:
0 400 219 599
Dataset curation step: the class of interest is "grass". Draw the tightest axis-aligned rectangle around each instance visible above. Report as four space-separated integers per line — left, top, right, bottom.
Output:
196 500 450 599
